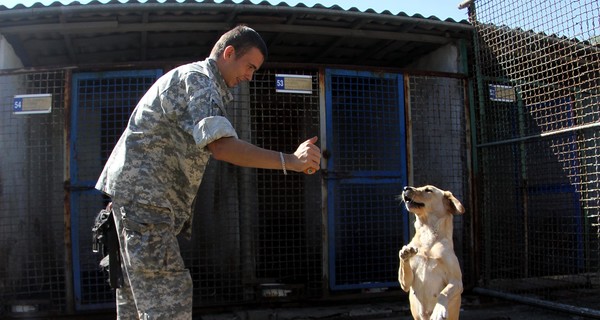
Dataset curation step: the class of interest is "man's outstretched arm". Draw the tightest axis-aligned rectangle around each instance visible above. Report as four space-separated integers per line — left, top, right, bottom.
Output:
207 136 321 174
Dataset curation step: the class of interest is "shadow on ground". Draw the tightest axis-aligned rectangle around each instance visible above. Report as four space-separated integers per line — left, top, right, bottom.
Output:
195 294 596 320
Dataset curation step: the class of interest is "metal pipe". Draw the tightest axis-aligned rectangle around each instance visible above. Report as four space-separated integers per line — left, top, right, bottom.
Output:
473 287 600 318
63 68 75 314
475 120 600 148
458 0 474 10
318 67 330 298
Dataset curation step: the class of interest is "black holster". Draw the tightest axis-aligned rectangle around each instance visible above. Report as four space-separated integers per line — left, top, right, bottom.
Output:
92 203 123 289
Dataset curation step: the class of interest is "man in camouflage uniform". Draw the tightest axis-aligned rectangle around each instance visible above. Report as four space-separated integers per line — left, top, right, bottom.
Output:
95 25 321 319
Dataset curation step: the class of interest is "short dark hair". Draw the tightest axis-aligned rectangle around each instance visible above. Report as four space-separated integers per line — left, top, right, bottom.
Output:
210 25 268 60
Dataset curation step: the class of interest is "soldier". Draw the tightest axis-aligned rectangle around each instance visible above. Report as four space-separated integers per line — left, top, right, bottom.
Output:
95 25 321 319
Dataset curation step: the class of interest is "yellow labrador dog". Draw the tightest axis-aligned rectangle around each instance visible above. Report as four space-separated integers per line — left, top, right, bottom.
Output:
398 185 465 320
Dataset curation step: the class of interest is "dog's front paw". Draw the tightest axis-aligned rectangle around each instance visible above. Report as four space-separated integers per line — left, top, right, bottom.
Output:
430 303 448 320
399 245 418 261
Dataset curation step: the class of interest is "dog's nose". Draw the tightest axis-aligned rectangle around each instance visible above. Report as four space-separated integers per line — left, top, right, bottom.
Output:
403 186 413 191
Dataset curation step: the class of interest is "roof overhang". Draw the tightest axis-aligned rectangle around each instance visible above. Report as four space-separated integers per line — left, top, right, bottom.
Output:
0 0 473 69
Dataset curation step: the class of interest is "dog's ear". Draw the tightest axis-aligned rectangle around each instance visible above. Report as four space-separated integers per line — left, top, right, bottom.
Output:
444 191 465 215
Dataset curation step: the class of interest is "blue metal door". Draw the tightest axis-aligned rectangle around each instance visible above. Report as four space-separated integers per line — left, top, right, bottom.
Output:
325 69 409 290
70 70 162 310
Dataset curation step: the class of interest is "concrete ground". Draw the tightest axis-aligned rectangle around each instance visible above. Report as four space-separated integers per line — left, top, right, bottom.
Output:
195 294 597 320
9 293 598 319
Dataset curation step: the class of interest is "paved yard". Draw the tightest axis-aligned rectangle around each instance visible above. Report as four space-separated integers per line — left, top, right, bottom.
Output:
197 294 596 320
10 293 597 319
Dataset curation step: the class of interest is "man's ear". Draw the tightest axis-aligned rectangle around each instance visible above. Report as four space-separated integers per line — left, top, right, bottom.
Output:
223 45 235 60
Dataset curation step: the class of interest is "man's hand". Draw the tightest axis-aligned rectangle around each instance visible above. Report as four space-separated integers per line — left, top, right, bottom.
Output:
293 136 321 174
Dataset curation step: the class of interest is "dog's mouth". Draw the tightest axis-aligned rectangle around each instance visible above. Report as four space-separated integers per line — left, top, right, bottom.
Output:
402 194 425 209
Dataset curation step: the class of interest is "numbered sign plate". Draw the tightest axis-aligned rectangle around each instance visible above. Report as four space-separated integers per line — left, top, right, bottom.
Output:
13 94 52 114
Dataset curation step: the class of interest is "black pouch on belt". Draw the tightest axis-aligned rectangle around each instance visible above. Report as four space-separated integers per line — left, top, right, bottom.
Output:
92 203 123 289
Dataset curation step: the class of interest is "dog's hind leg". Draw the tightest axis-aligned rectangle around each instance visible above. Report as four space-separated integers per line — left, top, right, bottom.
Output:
431 279 462 320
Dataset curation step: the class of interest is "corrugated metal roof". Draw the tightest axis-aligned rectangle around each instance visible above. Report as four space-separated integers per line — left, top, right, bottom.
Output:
0 0 473 69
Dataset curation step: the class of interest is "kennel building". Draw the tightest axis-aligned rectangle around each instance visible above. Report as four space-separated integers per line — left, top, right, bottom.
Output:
0 1 472 316
2 0 600 318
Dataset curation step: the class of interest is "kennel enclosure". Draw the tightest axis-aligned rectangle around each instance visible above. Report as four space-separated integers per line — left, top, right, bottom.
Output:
10 0 600 317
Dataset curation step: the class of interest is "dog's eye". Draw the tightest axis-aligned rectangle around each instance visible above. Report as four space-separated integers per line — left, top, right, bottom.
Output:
425 188 433 193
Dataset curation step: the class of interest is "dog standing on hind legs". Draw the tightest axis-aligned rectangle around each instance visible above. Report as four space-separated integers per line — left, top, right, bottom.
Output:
398 185 465 320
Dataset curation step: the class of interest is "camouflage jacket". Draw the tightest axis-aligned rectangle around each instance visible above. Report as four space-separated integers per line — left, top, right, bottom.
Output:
95 58 237 235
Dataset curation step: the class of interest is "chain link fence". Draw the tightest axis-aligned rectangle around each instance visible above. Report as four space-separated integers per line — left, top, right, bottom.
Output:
470 0 600 316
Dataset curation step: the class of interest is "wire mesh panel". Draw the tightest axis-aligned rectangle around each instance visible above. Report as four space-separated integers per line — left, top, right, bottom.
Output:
325 69 408 290
184 68 323 306
251 69 322 298
471 0 600 314
0 70 67 316
71 70 162 310
407 75 471 284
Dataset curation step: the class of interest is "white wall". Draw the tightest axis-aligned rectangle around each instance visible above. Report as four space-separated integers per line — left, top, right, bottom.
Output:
0 34 24 69
0 35 27 293
407 43 461 74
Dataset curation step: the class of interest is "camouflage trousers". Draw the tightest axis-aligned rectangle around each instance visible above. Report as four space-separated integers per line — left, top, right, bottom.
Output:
111 200 193 320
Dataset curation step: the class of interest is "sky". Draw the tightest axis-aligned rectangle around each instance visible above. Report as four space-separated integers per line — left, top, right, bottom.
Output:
0 0 469 21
